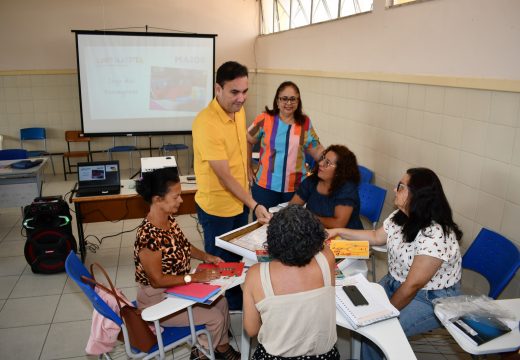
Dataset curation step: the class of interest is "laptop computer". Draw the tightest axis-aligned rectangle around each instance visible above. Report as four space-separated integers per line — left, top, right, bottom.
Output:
76 160 121 197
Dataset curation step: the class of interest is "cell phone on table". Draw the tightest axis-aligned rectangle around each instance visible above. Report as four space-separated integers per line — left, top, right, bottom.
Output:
343 285 369 306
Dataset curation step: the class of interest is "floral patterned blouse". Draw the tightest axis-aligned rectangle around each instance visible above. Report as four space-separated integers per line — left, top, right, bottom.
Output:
134 215 191 286
383 210 461 290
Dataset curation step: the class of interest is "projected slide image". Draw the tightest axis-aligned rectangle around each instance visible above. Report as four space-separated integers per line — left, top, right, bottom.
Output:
149 67 207 111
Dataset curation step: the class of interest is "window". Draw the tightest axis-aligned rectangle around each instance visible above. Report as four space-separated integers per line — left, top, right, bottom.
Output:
261 0 374 34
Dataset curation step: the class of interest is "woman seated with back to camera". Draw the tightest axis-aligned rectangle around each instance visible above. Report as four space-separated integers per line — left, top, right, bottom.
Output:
327 167 462 359
290 144 363 229
134 167 240 360
243 204 340 360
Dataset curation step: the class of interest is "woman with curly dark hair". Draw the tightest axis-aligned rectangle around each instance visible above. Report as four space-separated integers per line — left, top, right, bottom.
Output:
328 168 462 359
243 205 339 360
290 144 363 229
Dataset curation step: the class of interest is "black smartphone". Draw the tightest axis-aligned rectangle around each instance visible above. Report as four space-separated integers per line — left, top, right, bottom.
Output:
187 176 196 181
343 285 369 306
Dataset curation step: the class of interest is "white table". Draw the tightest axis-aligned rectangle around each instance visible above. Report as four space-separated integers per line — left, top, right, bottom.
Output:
336 283 416 360
435 298 520 355
0 157 47 208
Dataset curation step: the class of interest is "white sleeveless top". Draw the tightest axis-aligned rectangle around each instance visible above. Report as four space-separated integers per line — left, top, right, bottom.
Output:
256 252 337 356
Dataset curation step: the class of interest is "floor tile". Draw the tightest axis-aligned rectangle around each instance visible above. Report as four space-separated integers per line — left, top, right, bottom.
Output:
54 292 93 323
0 241 25 257
123 218 142 230
2 226 25 242
175 214 199 228
0 256 28 276
119 246 134 265
85 221 124 234
0 226 12 241
83 248 120 268
10 273 67 298
115 265 135 288
40 320 92 360
0 295 60 327
0 275 18 299
94 232 122 249
121 229 137 247
0 324 50 360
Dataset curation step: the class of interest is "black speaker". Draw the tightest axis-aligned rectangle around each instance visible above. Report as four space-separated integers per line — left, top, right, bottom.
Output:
23 196 77 274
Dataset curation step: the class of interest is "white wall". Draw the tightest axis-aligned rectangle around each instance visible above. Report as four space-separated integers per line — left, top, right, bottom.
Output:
0 0 259 70
255 0 520 80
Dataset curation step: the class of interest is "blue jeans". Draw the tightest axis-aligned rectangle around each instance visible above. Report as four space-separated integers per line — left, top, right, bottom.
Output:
251 182 294 220
195 204 249 310
361 273 461 360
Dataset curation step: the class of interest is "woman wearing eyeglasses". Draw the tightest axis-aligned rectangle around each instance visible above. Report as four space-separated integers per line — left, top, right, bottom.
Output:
290 144 363 230
247 81 324 213
327 167 462 359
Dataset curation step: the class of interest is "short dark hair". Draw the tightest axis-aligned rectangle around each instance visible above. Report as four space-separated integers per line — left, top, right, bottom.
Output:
216 61 248 87
392 167 463 242
266 204 326 266
135 167 180 204
265 81 307 125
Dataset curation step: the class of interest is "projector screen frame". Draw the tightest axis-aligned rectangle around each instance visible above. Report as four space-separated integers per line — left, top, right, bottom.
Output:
72 29 217 137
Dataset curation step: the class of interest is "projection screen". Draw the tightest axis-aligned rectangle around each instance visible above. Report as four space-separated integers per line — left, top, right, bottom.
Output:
73 30 216 136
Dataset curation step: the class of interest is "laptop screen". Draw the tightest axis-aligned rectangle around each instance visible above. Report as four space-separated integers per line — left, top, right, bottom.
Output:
77 161 120 188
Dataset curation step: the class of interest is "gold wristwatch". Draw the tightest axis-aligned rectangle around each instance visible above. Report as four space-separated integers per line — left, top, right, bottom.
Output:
183 274 192 284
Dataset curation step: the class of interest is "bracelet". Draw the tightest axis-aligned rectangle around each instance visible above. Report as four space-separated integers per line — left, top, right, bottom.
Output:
253 203 260 213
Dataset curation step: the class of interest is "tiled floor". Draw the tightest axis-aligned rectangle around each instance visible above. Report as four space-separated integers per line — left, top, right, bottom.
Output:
0 173 492 360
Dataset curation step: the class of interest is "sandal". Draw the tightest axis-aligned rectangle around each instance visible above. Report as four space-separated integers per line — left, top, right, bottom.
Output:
215 345 241 360
190 346 209 360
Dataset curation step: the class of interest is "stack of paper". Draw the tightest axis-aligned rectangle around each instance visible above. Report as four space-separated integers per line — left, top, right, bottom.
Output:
165 283 221 303
336 273 399 329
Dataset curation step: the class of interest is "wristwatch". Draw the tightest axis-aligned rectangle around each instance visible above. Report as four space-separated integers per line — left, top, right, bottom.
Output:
183 274 192 284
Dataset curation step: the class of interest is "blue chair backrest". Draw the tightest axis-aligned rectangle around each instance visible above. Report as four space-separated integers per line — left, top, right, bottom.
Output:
359 183 387 227
20 127 46 140
65 252 123 326
358 165 374 184
462 228 520 299
0 148 28 160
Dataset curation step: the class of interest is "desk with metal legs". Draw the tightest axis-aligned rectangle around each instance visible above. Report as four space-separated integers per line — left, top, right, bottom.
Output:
72 177 197 262
0 157 47 209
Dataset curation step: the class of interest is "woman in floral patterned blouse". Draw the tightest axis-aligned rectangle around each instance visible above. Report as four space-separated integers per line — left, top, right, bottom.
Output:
327 167 462 359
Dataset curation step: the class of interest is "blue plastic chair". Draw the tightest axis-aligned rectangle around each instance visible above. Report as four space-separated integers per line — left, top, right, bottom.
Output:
462 228 520 299
0 148 28 160
20 127 55 175
160 136 190 175
108 136 141 175
358 165 374 184
65 252 215 359
358 183 387 281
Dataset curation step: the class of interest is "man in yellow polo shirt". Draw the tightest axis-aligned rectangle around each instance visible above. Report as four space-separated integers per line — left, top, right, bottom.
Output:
193 61 271 310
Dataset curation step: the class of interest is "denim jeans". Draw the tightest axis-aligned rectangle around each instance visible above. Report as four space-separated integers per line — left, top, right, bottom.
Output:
361 273 461 360
251 182 294 220
195 204 249 310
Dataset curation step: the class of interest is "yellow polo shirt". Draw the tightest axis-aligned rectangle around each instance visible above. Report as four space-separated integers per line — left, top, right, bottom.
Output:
192 98 248 217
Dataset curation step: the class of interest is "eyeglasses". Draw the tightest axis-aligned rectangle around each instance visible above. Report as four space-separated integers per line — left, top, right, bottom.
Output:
396 181 408 192
278 96 299 104
319 154 336 168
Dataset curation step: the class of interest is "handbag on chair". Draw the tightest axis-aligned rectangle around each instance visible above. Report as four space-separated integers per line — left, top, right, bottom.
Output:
82 263 157 353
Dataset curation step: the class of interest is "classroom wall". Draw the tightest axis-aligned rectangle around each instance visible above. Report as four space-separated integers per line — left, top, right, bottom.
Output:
254 0 520 81
249 0 520 298
0 0 259 170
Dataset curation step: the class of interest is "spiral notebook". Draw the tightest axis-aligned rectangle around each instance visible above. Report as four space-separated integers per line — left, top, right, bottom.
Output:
335 273 399 329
